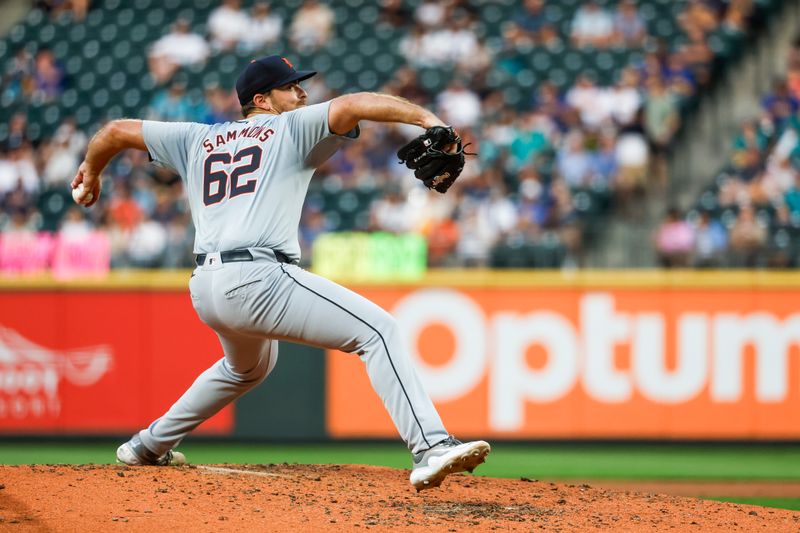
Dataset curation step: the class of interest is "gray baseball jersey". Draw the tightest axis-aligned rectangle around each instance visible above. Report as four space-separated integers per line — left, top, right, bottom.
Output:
143 101 354 261
135 101 448 456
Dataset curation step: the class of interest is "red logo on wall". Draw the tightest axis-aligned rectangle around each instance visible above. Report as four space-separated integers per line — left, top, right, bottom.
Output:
0 326 112 419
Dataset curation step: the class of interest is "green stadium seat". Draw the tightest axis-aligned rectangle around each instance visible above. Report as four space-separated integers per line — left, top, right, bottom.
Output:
544 4 566 24
61 88 78 108
122 88 143 111
326 38 348 57
483 5 504 26
7 25 27 47
91 89 110 108
342 55 364 74
85 9 105 29
357 70 380 91
42 105 61 126
82 40 100 61
515 69 536 89
65 56 83 76
38 187 73 232
326 70 347 91
133 0 155 11
358 37 379 57
77 72 96 92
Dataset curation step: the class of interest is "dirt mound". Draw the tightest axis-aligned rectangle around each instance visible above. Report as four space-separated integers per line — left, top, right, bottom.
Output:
0 464 797 532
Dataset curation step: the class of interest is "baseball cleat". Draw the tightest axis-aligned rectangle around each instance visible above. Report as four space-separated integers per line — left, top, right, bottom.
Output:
409 436 490 492
116 434 186 466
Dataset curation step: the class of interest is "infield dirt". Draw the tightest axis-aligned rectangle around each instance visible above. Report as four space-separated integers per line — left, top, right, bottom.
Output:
0 464 798 532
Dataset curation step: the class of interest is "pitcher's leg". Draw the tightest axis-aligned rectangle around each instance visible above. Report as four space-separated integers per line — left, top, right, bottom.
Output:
263 264 448 454
139 334 278 455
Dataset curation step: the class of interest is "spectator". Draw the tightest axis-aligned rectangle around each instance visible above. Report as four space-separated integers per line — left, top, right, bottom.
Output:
614 122 650 213
148 80 199 122
784 173 800 217
724 0 754 33
108 183 143 233
655 208 695 267
3 48 34 101
163 213 195 268
207 0 249 51
566 74 610 128
680 27 714 87
612 0 647 46
590 131 619 186
289 0 335 52
379 0 413 29
644 76 680 187
557 131 592 188
608 68 643 127
35 0 89 21
728 203 767 266
127 220 168 268
200 85 238 124
762 78 799 130
571 1 614 48
6 113 30 152
0 144 39 196
692 210 727 267
509 112 553 170
455 202 496 267
240 2 284 51
539 24 564 49
299 205 331 261
59 207 92 240
31 48 65 103
148 19 210 84
370 185 414 233
679 0 719 35
533 81 570 128
511 0 547 43
664 50 697 96
42 132 83 188
787 37 800 99
436 79 481 129
415 0 446 28
399 26 429 67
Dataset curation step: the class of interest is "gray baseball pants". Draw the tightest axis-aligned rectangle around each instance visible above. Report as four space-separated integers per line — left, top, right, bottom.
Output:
138 248 448 455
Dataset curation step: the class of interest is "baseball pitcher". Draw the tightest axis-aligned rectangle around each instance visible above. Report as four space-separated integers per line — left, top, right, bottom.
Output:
72 55 488 491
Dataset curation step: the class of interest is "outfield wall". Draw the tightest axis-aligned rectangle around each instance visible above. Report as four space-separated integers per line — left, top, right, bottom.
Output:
1 270 799 440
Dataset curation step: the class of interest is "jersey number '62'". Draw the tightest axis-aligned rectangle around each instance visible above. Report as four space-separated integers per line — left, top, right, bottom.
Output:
203 145 263 206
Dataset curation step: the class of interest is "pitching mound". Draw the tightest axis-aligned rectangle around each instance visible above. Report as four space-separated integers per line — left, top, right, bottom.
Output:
1 464 798 532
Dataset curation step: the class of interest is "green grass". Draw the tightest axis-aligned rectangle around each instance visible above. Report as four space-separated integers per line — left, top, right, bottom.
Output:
2 442 799 511
712 498 800 511
2 442 800 480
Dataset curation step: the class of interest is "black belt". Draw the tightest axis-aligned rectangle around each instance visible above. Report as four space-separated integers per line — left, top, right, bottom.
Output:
195 249 294 266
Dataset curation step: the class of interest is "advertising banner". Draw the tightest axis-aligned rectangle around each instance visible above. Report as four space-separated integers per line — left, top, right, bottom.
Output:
0 290 232 434
327 285 800 439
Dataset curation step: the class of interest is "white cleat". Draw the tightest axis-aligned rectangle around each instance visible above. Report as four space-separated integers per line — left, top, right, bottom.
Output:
410 437 490 492
116 434 186 466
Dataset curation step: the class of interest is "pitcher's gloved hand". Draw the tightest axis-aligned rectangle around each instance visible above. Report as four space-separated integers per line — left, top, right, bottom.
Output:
396 126 473 193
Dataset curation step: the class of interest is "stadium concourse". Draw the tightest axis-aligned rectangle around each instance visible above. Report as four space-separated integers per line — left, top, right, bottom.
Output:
0 0 780 272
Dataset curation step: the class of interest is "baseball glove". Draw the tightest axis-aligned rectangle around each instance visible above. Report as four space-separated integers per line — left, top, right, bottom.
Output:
397 126 471 193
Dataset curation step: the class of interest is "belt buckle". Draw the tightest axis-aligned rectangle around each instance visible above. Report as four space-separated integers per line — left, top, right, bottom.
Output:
200 252 223 270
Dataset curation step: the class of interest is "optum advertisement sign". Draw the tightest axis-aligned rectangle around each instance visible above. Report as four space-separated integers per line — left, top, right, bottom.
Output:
327 286 800 439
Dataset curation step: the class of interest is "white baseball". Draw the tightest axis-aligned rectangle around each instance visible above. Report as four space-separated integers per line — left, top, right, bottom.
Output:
72 183 94 205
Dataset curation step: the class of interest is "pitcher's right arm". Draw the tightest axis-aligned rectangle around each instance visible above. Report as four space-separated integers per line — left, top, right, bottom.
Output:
71 119 146 206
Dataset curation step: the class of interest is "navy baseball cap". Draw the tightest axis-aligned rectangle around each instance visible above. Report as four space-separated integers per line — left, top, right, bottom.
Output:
235 55 316 106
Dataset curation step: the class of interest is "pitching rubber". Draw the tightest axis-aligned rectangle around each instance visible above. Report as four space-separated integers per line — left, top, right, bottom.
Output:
411 441 491 492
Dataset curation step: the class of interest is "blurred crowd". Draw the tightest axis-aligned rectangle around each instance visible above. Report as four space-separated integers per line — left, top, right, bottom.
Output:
0 0 764 271
655 36 800 268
